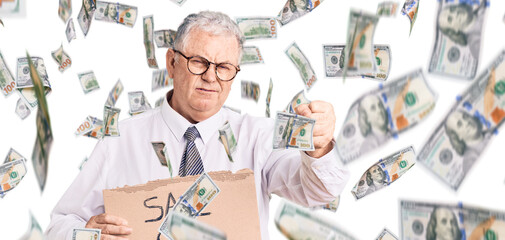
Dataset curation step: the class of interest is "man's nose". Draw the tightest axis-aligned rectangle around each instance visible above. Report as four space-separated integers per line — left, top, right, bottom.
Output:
202 64 218 82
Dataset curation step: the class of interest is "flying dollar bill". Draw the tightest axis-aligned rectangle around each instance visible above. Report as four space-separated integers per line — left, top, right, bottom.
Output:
0 159 27 196
16 98 31 120
277 0 324 26
241 46 264 65
19 212 44 240
77 0 95 36
351 146 416 200
128 91 152 115
51 44 72 72
266 78 273 117
428 0 488 80
103 105 120 137
336 69 437 164
375 228 398 240
323 44 391 81
4 148 26 163
418 50 505 190
58 0 72 23
236 17 277 40
401 0 420 35
310 196 340 212
218 121 237 163
159 212 226 240
274 111 315 151
105 79 123 107
400 200 505 240
286 42 317 91
95 1 137 27
159 173 220 235
78 71 100 94
377 1 399 17
275 200 357 240
343 10 379 78
66 18 76 43
16 56 51 108
0 50 16 97
241 80 260 102
285 90 310 114
75 116 102 136
72 228 101 240
152 69 172 91
152 141 168 167
143 15 159 68
154 29 176 48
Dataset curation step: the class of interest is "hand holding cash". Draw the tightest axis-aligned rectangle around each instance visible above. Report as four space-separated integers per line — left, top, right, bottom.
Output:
85 213 132 238
295 101 335 158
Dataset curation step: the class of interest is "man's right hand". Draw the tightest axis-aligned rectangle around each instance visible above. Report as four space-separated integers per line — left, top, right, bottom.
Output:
85 213 132 240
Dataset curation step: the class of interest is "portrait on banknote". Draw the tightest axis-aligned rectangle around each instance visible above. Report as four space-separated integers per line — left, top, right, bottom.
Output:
103 3 117 22
426 207 462 240
364 165 387 194
357 95 390 152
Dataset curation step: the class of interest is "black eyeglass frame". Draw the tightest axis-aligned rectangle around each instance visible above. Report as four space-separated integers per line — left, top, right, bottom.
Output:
173 49 241 82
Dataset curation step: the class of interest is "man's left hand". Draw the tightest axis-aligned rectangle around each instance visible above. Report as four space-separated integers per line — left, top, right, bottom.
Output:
295 101 336 158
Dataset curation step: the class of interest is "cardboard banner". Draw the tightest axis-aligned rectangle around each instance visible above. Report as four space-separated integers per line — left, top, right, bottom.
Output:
103 169 261 239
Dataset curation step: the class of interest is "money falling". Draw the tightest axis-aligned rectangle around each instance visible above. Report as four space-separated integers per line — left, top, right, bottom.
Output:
285 42 317 91
143 15 159 68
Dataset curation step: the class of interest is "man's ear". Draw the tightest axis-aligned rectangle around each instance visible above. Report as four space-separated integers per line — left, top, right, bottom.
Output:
166 48 176 79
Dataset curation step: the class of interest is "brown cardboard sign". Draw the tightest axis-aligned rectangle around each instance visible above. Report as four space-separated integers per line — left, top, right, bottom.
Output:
103 169 261 240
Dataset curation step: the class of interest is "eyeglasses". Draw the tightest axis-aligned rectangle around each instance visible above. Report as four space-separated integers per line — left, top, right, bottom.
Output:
173 49 240 82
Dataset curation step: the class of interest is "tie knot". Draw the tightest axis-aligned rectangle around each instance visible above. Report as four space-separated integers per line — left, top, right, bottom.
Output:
184 126 199 142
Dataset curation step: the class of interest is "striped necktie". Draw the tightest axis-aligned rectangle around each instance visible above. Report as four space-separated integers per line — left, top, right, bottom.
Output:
178 126 204 177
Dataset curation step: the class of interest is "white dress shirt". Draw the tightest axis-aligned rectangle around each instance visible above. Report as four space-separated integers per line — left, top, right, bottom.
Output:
45 91 350 240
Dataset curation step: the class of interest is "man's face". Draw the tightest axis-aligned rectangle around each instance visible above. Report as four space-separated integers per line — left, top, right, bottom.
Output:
361 95 387 130
369 166 384 183
446 111 481 142
438 6 470 31
434 208 459 240
167 29 240 123
107 3 116 17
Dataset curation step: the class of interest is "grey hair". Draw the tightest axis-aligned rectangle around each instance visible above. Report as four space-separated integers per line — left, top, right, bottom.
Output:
174 11 245 62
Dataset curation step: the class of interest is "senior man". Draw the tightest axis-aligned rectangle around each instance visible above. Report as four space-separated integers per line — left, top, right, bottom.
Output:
45 11 349 240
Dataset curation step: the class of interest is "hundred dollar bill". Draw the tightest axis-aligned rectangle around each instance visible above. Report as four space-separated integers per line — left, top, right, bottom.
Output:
274 112 315 151
78 157 88 170
310 196 340 212
241 46 264 65
51 44 72 72
401 0 420 36
275 200 357 240
170 0 188 6
159 212 226 240
375 228 398 240
418 50 505 190
16 56 51 108
236 17 277 40
26 53 53 192
241 80 260 102
0 50 16 97
266 78 273 118
152 142 168 167
323 44 391 81
285 90 310 113
75 116 101 136
84 118 104 139
351 146 416 200
143 15 159 68
170 172 220 218
336 69 437 164
103 106 120 137
286 42 317 90
152 69 172 91
72 228 101 240
154 29 176 48
78 71 100 94
218 121 237 163
16 98 31 120
4 148 26 164
428 0 487 80
66 18 76 43
461 205 505 239
377 2 399 17
19 212 43 240
128 91 152 115
0 159 27 195
77 0 95 36
277 0 324 26
95 1 137 27
343 10 379 78
58 0 72 23
105 79 123 107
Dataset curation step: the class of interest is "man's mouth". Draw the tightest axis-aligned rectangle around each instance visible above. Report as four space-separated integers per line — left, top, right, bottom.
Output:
196 88 217 93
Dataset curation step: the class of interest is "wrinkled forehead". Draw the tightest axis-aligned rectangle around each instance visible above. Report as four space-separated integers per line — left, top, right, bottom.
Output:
183 28 240 58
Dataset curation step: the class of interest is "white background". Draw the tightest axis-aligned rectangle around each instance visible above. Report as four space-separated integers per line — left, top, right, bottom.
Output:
1 0 505 239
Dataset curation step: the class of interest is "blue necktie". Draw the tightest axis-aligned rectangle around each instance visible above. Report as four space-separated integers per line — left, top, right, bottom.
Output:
179 126 204 177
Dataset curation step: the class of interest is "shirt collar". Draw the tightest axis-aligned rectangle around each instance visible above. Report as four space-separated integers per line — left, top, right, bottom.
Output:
161 90 224 145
